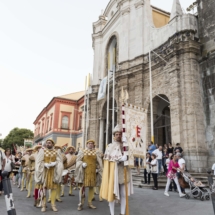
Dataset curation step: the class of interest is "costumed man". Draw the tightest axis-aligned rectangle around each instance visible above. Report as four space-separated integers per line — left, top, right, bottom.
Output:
35 139 63 212
61 145 77 197
20 148 33 191
100 125 134 215
75 140 103 211
47 145 67 203
27 145 42 199
93 144 103 202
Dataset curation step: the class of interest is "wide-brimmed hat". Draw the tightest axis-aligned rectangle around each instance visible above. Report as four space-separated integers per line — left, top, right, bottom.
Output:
46 139 55 145
26 148 34 152
33 145 42 151
65 146 76 153
86 140 95 145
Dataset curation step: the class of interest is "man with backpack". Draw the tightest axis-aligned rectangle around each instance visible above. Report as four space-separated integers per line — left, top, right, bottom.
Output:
0 149 6 195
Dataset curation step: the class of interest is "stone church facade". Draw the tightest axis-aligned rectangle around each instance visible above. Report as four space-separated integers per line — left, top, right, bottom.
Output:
86 0 215 172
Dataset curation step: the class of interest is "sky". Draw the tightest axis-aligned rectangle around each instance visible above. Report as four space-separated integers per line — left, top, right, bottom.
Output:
0 0 195 138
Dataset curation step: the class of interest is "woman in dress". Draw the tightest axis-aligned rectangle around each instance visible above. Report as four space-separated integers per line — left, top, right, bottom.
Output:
143 153 152 184
4 148 15 178
167 142 174 155
164 154 186 197
151 153 158 190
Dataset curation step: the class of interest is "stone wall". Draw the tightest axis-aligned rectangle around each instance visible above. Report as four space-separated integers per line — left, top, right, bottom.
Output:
198 0 215 168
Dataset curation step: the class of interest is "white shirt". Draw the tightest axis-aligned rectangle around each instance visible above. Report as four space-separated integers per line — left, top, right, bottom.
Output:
212 163 215 175
4 155 15 172
178 158 185 169
152 149 162 159
151 159 158 173
166 158 170 169
0 151 6 170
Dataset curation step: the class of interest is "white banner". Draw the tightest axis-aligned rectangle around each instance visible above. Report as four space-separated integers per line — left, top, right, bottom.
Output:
124 103 147 167
97 77 107 101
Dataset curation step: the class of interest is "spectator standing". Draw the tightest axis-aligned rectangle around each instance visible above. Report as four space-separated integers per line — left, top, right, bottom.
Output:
0 149 6 195
4 148 15 179
135 157 140 175
152 146 163 174
143 153 152 184
212 162 215 175
162 148 168 174
148 142 156 155
164 154 186 197
174 143 183 154
167 142 174 155
151 154 158 190
176 153 186 194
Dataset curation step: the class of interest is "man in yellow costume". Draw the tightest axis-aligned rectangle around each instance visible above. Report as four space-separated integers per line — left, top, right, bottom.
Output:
100 125 133 215
26 145 42 199
61 145 77 197
20 148 33 191
75 140 103 211
35 139 63 212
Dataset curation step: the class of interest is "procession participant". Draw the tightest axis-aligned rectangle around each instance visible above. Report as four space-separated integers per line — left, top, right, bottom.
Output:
26 145 42 199
35 139 63 212
75 140 103 211
62 145 77 197
100 125 133 215
93 143 103 202
20 148 33 191
54 145 67 203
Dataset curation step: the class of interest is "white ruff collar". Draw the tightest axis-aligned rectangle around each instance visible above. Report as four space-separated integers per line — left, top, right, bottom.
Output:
103 141 123 162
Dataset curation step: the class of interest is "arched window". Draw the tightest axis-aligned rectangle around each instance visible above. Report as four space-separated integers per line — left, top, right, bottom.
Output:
61 116 69 129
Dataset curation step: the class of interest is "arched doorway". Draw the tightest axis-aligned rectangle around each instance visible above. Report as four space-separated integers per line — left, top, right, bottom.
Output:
101 99 117 151
148 95 171 146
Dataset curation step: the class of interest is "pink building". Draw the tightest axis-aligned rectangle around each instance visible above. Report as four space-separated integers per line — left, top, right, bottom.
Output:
33 91 84 149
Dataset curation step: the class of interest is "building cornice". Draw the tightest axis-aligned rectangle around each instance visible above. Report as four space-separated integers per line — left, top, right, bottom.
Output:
134 0 145 9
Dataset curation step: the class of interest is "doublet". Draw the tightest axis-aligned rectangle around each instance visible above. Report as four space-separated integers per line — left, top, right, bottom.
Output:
83 149 97 187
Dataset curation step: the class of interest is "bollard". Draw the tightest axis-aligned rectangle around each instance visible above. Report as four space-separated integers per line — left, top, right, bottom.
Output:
1 171 17 215
207 170 215 215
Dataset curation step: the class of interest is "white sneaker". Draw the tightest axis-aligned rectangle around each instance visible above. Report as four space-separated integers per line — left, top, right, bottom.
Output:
180 193 186 198
164 192 169 197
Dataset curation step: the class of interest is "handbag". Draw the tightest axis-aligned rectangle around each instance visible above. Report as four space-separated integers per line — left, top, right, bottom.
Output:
11 162 16 170
151 165 157 173
178 173 189 188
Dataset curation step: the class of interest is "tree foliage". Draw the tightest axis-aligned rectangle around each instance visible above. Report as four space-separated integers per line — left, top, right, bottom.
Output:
2 127 34 149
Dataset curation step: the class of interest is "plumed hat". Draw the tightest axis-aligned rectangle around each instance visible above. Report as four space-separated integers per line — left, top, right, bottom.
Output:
113 124 122 134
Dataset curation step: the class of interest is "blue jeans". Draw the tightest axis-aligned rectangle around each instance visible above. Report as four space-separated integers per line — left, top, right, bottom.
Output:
157 159 162 174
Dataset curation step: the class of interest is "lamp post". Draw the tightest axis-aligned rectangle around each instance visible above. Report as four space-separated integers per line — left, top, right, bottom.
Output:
207 170 215 214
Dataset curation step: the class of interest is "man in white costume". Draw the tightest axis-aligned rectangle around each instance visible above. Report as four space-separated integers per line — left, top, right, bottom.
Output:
100 125 133 215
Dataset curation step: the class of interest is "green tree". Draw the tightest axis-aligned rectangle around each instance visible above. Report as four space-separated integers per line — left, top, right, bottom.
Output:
2 127 34 149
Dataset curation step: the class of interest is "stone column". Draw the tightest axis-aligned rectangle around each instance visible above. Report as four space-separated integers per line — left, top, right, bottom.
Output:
99 119 105 152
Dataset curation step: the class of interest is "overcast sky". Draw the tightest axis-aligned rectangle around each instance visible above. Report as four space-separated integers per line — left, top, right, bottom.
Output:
0 0 194 138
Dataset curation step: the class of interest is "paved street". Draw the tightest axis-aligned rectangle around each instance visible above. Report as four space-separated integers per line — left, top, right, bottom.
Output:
0 183 214 215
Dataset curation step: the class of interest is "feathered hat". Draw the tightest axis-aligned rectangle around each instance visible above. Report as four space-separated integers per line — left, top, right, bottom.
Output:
113 124 122 134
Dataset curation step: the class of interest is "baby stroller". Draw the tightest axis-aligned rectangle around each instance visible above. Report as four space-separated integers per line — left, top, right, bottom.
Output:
181 172 211 201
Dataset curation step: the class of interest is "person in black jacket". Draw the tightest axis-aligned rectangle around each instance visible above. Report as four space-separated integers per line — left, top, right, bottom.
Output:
143 153 152 184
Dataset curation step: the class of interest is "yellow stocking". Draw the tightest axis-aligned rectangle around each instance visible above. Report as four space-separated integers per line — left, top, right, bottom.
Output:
51 189 57 206
69 185 73 195
21 173 26 191
27 174 33 197
61 185 65 196
88 187 94 203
